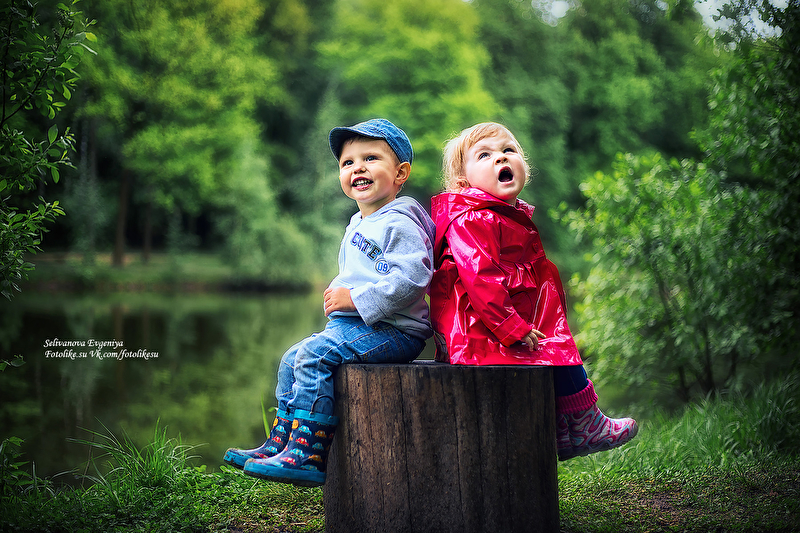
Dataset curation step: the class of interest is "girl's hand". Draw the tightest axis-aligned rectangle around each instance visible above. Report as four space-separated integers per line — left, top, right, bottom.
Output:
521 328 546 351
324 287 356 316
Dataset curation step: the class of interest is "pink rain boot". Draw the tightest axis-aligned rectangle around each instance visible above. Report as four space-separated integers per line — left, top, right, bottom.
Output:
557 380 638 459
556 413 577 461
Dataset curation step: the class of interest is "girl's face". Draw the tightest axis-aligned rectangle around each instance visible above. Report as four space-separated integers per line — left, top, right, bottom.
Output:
462 132 527 204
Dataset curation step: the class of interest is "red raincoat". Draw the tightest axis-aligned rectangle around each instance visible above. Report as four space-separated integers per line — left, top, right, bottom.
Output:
429 188 583 366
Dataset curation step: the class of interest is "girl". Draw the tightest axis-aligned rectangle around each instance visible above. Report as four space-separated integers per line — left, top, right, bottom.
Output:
429 122 637 460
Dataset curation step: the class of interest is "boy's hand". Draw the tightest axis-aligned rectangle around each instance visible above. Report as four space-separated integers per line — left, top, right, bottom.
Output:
521 328 546 351
323 287 356 316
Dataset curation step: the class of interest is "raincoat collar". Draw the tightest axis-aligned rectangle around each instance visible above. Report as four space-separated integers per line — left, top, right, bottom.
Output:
431 187 535 256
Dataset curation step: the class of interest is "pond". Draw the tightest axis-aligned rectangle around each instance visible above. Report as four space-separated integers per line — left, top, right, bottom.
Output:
0 290 434 483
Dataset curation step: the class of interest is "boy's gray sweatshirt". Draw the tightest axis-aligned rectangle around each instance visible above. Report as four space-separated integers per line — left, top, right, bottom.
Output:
328 196 436 340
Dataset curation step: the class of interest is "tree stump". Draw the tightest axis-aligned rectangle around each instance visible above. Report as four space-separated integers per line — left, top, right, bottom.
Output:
323 361 558 533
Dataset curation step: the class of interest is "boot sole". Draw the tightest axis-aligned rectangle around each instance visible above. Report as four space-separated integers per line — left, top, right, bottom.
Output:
223 449 276 469
244 461 326 487
223 450 247 469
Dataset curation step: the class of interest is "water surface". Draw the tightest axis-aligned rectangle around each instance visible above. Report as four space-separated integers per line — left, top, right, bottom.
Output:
0 291 348 481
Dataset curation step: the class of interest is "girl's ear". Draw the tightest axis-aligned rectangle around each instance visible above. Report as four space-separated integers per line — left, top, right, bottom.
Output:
456 176 470 189
395 161 411 186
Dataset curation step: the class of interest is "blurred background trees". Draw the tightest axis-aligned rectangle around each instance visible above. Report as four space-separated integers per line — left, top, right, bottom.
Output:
4 0 797 402
564 0 799 404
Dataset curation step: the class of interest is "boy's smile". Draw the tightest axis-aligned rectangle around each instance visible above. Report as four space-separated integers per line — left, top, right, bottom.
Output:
339 138 409 216
463 132 527 204
352 177 373 190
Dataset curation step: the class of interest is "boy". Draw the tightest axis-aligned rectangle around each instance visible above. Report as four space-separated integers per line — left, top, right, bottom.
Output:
223 119 436 486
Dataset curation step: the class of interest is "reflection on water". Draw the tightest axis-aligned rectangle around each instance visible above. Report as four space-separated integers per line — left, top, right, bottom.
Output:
0 291 357 481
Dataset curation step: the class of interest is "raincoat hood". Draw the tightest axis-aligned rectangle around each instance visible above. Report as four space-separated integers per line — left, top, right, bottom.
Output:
431 188 534 264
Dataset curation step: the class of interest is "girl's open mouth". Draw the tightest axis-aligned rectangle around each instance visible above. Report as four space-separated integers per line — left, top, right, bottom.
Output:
498 167 514 183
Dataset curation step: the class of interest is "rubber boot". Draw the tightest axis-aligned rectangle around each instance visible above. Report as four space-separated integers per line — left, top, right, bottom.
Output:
557 380 638 459
223 409 293 469
567 404 638 457
556 413 577 461
244 410 338 487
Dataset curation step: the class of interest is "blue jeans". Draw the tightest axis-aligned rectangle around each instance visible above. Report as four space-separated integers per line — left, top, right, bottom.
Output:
276 316 426 416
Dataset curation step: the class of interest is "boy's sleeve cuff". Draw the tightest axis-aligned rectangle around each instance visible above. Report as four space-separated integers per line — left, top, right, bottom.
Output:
349 285 382 325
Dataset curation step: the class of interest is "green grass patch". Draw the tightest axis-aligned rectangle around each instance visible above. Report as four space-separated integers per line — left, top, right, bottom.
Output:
557 374 800 532
1 376 798 532
559 460 800 533
0 423 324 532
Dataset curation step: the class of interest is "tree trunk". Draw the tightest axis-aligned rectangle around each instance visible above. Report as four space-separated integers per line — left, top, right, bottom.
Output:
113 169 131 267
324 361 559 533
142 196 152 264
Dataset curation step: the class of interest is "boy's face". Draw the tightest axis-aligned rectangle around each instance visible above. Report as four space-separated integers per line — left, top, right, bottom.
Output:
338 138 409 217
463 132 526 204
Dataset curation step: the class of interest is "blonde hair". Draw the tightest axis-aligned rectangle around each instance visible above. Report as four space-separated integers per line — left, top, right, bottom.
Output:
442 122 531 192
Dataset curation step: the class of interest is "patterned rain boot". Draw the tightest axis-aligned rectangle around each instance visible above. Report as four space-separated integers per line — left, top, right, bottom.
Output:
223 409 293 469
556 413 577 461
558 380 638 459
243 410 338 487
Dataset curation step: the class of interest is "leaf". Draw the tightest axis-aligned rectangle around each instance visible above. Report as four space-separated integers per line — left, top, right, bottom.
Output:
48 124 58 144
51 167 60 183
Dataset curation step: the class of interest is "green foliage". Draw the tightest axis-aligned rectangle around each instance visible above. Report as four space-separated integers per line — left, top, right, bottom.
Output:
81 0 281 215
470 0 722 270
0 354 25 372
0 0 93 299
565 153 765 399
0 436 34 499
0 197 64 299
0 354 31 506
2 0 725 289
215 140 319 286
562 0 721 175
564 1 798 400
696 0 800 356
318 0 498 188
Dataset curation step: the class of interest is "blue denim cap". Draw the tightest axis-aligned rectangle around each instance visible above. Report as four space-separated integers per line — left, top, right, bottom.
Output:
329 118 413 164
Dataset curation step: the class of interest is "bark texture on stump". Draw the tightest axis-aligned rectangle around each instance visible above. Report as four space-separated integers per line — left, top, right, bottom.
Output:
323 361 558 533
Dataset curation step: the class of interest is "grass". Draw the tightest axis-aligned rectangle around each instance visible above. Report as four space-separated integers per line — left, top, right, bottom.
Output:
557 374 800 532
559 461 800 533
0 423 325 533
1 377 799 532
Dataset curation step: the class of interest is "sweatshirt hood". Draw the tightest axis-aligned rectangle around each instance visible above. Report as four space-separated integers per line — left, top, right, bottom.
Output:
367 196 436 244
